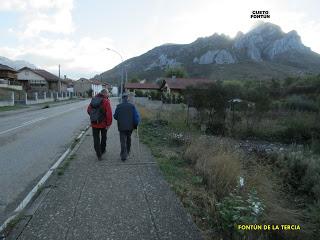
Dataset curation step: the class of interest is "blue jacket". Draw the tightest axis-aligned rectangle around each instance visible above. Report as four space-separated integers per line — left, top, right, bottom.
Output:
113 100 140 131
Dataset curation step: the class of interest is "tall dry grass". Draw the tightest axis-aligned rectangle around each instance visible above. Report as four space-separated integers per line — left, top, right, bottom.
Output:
183 135 304 238
184 136 243 200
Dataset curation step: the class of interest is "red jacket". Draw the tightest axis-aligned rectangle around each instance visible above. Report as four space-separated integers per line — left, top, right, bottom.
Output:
87 94 112 128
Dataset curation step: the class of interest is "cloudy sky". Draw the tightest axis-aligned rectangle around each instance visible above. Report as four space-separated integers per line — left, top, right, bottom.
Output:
0 0 319 79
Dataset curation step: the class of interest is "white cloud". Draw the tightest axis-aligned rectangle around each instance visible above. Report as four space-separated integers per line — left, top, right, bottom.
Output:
0 0 112 79
0 36 118 79
1 0 319 79
0 0 74 37
0 0 27 11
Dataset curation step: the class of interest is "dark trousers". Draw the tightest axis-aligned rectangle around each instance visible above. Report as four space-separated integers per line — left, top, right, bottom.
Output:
92 128 107 157
119 130 132 160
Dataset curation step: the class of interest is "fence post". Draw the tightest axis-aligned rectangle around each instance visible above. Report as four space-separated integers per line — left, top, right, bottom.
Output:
44 92 46 100
25 93 28 105
11 91 15 106
56 92 59 100
35 92 38 102
51 92 53 99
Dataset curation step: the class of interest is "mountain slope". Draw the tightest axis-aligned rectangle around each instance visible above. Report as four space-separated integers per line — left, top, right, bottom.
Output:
95 22 320 84
0 56 36 70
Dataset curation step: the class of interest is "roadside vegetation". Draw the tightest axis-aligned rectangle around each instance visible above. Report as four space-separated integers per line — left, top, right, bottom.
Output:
0 105 27 112
137 75 320 239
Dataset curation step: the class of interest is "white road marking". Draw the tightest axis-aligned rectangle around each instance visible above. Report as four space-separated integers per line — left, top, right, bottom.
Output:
0 126 90 234
0 105 86 136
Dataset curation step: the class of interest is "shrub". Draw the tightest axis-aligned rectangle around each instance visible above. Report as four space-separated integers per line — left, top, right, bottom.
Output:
150 91 161 100
165 66 188 78
216 189 264 231
279 117 314 143
283 95 319 112
135 90 144 97
277 150 320 200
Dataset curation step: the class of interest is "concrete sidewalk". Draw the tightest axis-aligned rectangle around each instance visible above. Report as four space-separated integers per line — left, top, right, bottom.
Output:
6 119 203 239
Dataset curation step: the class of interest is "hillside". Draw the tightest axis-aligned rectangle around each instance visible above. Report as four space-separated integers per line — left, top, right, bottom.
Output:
95 22 320 84
0 56 36 70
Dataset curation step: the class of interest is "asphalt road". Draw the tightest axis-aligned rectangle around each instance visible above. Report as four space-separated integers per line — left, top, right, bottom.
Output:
0 100 90 224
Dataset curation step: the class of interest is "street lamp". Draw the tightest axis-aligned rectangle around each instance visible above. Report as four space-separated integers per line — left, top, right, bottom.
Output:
106 48 127 99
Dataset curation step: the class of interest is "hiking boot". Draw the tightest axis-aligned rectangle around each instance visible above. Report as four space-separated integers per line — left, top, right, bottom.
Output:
101 149 106 155
121 157 126 162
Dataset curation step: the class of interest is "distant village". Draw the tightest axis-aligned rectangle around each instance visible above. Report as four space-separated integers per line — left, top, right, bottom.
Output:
0 63 212 107
0 63 110 97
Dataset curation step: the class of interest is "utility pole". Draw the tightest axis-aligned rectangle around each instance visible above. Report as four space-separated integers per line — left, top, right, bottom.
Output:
106 48 125 100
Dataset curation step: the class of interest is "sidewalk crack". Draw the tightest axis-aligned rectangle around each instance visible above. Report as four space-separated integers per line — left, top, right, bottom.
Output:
64 173 88 240
137 168 161 240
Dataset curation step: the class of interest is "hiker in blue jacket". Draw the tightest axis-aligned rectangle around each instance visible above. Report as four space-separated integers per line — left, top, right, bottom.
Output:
113 93 140 161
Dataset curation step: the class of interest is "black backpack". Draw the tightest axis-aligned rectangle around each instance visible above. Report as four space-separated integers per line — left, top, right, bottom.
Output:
89 97 105 124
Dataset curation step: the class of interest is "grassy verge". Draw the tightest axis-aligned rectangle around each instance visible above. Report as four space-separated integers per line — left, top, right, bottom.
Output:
140 119 220 239
0 105 28 112
138 104 319 240
57 154 76 176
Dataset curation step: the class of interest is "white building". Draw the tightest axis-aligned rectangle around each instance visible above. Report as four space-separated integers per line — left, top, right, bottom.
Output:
73 79 107 97
92 81 103 96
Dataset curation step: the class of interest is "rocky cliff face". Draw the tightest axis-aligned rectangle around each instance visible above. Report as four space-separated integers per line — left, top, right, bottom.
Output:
96 22 320 83
195 49 236 64
233 23 310 61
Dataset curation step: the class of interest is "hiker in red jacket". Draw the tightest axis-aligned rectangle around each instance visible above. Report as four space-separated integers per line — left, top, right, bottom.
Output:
87 89 112 160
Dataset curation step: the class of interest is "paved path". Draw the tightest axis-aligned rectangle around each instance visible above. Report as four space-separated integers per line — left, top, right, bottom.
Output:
0 100 90 224
6 108 203 240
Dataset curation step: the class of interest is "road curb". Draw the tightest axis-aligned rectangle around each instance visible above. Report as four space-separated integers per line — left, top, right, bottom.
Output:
0 125 91 236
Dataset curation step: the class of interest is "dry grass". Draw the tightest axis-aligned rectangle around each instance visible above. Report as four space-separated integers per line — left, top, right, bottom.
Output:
139 100 310 239
137 104 156 120
184 136 243 200
183 135 305 239
245 163 302 225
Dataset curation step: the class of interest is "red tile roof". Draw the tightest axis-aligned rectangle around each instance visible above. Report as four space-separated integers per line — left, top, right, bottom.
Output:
161 78 213 90
125 82 159 90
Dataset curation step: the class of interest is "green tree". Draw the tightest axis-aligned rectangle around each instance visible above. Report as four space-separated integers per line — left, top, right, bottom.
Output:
184 82 230 135
165 67 187 78
129 77 139 83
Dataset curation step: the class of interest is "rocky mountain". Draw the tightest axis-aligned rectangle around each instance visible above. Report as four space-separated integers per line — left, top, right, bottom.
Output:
95 22 320 84
0 56 36 70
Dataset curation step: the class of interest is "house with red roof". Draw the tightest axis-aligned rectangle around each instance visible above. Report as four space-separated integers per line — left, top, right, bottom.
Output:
159 77 214 94
125 82 160 92
124 77 214 96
